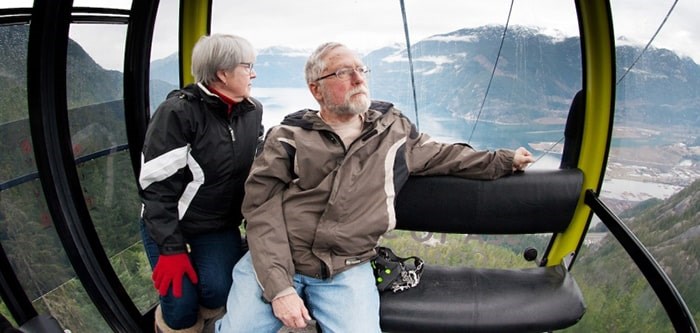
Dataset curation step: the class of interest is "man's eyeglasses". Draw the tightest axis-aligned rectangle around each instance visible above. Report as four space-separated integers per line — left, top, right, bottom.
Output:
239 62 255 73
316 66 370 81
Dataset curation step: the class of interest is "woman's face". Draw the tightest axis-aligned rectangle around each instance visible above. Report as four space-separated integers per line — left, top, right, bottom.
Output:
217 61 256 102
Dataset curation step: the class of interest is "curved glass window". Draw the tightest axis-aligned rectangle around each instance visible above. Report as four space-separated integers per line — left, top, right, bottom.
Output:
209 0 580 272
68 17 155 317
0 21 110 330
580 0 700 331
0 1 695 331
2 181 112 332
210 1 579 168
150 0 180 110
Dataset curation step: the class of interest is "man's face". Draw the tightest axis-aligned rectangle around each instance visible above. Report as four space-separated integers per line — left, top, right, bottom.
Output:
314 47 370 115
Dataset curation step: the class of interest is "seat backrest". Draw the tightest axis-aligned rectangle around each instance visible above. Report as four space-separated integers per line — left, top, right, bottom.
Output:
394 168 583 235
560 89 586 169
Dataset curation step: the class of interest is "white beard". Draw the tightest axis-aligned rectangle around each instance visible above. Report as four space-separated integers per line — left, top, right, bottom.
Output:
324 86 371 116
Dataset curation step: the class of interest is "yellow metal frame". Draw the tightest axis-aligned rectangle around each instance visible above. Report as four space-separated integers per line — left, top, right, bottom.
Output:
179 0 211 86
546 0 616 266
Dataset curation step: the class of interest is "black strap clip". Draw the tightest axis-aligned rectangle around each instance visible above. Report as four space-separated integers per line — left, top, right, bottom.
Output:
371 246 424 293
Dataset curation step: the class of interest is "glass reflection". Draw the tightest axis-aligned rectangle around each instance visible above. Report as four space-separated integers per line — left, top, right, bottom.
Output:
75 150 155 312
207 0 580 268
210 0 578 167
1 181 110 331
0 0 693 331
595 0 700 330
0 20 116 330
150 0 180 111
67 20 155 314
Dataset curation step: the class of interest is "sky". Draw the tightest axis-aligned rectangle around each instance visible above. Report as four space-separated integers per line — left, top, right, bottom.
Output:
3 0 699 70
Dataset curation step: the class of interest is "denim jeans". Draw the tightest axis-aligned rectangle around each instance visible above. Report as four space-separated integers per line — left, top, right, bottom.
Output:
215 252 381 333
140 220 244 329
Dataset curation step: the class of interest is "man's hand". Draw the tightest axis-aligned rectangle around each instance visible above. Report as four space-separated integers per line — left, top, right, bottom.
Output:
272 293 312 329
512 147 535 171
152 253 198 298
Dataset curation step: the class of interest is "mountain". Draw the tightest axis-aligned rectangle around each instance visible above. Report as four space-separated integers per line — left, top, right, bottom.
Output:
0 25 172 124
0 25 119 123
2 23 698 153
364 25 700 127
615 44 700 128
4 23 698 128
254 46 310 88
149 25 700 130
150 45 310 89
149 53 181 107
149 52 179 86
365 26 583 123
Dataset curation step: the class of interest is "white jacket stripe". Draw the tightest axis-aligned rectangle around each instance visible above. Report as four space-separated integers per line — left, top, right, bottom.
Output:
139 145 190 189
384 137 406 232
178 153 205 220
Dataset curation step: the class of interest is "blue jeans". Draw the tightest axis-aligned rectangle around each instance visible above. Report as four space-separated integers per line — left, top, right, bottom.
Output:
140 220 244 329
215 252 381 333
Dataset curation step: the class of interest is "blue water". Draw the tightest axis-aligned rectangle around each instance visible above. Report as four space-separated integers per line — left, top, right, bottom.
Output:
424 117 564 151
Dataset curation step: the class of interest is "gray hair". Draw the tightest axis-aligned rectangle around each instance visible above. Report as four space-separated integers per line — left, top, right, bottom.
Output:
191 34 256 85
304 42 346 84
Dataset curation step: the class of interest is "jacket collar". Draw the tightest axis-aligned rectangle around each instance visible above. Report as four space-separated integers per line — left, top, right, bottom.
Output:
186 83 257 116
281 100 395 131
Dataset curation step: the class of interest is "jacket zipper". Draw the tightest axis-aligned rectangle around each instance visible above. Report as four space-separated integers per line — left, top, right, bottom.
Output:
228 125 236 142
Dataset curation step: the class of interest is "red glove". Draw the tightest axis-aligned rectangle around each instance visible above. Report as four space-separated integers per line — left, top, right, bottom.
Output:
152 253 198 298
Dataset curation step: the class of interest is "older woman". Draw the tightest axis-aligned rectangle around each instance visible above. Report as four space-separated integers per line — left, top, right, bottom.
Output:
139 34 263 332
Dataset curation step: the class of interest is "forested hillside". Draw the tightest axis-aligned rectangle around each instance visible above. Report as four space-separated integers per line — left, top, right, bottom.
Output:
0 25 123 125
568 179 700 332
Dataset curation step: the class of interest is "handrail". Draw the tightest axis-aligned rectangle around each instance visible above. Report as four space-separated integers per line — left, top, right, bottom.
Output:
0 143 129 191
585 190 698 333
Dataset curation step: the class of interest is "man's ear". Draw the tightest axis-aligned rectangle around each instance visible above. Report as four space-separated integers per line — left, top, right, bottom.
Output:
309 82 323 101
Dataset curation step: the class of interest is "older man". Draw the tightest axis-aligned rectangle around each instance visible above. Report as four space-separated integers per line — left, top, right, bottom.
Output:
216 42 534 333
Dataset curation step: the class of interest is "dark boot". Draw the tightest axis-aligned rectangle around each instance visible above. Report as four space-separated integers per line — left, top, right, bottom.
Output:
199 306 225 333
155 304 204 333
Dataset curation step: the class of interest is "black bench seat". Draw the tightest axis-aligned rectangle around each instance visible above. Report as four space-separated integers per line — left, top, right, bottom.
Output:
380 263 584 333
380 169 586 332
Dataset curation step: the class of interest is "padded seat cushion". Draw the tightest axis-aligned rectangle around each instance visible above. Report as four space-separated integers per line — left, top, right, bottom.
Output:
380 263 585 333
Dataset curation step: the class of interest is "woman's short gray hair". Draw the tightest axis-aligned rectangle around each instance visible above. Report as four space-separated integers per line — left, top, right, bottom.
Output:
305 42 346 84
191 34 256 85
